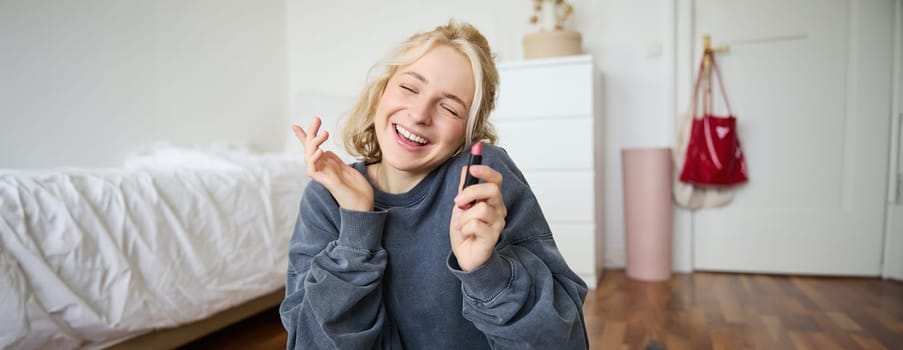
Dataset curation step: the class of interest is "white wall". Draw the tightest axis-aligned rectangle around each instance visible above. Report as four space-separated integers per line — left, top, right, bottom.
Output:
580 1 672 268
0 0 682 269
0 0 287 169
286 0 672 268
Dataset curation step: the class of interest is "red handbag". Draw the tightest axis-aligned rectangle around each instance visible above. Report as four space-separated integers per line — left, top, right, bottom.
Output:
678 51 748 186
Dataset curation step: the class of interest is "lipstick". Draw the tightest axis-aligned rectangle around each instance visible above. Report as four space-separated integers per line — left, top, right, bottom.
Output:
463 141 483 188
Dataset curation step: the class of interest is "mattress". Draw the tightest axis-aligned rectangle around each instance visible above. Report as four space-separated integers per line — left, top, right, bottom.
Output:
0 145 308 349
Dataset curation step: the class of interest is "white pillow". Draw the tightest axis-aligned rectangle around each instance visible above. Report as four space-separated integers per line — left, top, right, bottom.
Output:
124 142 246 171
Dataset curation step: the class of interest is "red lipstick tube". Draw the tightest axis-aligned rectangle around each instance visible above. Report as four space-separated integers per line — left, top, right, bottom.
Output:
463 141 482 188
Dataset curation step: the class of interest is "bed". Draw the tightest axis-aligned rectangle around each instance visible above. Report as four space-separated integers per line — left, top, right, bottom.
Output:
0 144 308 349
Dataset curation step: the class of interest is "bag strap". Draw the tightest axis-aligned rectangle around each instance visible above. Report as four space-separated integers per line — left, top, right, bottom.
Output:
704 58 712 116
708 52 734 115
689 52 707 119
690 51 734 171
690 50 734 119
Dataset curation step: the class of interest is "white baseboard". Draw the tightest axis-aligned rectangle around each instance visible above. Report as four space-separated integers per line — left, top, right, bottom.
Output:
604 245 625 268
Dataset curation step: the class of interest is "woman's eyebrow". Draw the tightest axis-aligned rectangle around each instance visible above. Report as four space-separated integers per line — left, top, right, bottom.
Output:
401 71 428 83
443 93 467 108
400 71 467 107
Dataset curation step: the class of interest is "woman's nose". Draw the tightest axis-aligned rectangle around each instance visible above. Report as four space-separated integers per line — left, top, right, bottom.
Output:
408 97 433 125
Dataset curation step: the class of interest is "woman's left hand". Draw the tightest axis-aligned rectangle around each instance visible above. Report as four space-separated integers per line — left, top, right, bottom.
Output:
450 164 507 272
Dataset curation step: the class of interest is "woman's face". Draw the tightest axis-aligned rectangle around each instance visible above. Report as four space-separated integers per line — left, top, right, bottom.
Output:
373 44 475 178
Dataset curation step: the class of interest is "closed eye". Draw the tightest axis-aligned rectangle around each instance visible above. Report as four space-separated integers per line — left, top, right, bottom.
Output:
440 103 461 118
401 85 417 93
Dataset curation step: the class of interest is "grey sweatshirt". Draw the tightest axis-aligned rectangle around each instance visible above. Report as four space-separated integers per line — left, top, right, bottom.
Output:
279 144 588 349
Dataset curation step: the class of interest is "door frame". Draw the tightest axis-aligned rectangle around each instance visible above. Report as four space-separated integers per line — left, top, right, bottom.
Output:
668 0 900 275
668 0 695 273
883 0 903 280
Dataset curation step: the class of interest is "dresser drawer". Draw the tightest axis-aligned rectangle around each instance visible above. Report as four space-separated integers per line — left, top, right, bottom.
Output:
549 222 596 276
496 117 593 171
520 171 594 223
493 60 594 120
494 55 601 288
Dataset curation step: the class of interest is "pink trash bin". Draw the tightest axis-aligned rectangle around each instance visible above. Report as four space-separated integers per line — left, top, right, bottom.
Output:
621 147 673 281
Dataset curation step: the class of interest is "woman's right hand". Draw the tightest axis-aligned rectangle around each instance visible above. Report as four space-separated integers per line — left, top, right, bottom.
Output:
293 117 374 211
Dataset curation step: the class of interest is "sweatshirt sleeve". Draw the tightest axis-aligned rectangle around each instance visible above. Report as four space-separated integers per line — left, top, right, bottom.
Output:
448 147 589 349
279 182 389 349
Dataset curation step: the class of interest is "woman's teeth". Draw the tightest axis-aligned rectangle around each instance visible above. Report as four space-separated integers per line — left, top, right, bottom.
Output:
395 125 427 144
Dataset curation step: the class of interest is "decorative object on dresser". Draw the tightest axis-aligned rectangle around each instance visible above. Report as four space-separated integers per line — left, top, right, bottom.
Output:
493 55 603 287
524 0 583 59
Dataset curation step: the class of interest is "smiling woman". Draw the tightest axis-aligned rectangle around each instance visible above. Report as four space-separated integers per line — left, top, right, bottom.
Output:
369 45 473 193
280 20 590 349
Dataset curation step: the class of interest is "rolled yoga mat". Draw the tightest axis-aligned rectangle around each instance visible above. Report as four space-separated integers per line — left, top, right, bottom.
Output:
621 147 673 281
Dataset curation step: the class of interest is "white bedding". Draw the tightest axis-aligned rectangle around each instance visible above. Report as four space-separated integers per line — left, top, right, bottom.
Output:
0 146 308 349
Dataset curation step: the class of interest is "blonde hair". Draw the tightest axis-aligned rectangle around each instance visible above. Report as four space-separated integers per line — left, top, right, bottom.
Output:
342 20 499 163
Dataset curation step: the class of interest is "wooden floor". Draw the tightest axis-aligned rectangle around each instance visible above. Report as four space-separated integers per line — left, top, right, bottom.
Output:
586 271 903 349
179 270 903 350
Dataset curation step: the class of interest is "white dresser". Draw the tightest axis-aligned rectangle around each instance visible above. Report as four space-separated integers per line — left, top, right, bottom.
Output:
493 55 604 288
